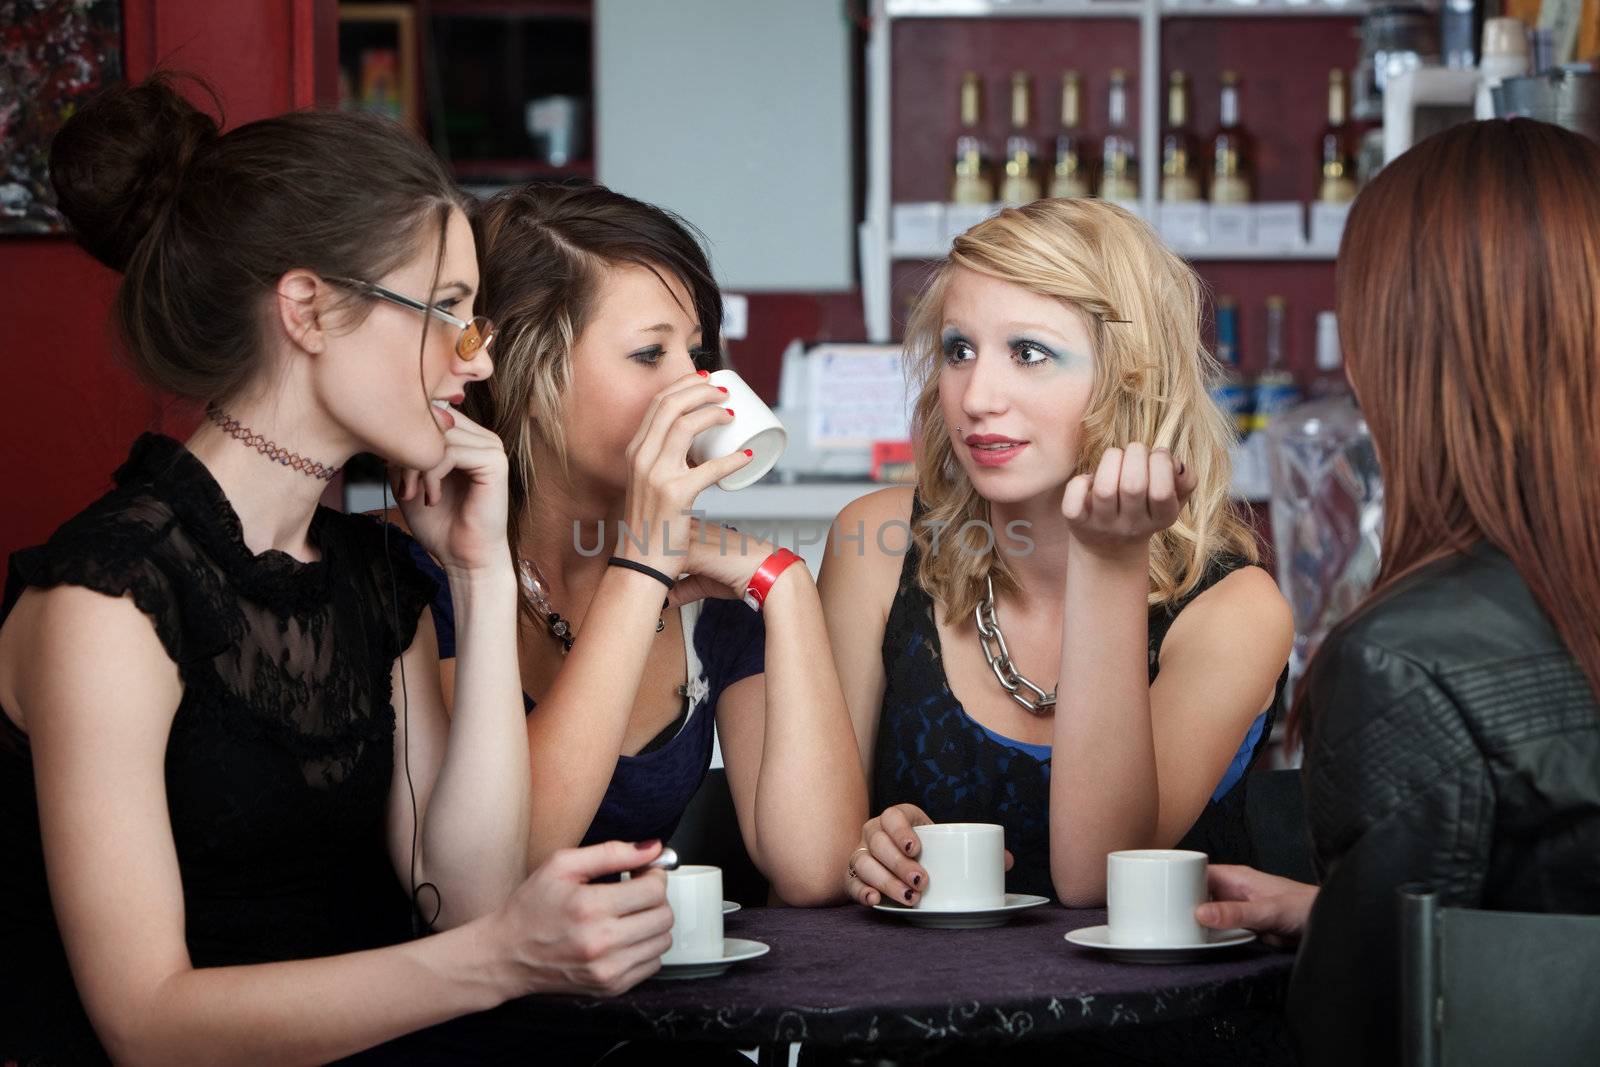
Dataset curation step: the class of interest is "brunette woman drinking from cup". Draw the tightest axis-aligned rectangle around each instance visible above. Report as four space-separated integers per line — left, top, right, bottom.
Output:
402 182 866 905
821 198 1294 909
0 77 673 1067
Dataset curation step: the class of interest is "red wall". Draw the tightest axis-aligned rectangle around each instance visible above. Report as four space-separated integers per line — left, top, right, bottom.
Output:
0 0 336 576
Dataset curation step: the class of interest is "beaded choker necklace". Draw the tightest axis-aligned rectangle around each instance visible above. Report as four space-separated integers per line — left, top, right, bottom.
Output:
206 405 340 483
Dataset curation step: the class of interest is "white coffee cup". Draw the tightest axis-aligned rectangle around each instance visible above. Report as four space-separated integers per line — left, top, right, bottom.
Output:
1105 849 1208 946
661 864 724 964
688 369 787 491
913 823 1006 911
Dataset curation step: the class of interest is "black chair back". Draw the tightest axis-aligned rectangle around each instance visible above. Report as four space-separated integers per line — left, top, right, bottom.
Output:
1400 887 1600 1067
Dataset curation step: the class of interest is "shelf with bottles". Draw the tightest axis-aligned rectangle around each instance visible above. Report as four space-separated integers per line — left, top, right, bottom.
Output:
1213 295 1352 502
887 209 1341 261
863 1 1363 340
885 61 1357 263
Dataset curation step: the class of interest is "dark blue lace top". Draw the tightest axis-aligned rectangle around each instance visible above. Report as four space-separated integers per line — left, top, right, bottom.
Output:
872 494 1281 901
409 546 766 847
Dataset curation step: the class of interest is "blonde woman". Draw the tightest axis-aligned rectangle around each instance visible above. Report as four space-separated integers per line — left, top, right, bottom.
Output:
821 199 1293 908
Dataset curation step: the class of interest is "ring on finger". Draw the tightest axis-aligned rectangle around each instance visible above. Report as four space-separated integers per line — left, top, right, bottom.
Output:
846 846 871 882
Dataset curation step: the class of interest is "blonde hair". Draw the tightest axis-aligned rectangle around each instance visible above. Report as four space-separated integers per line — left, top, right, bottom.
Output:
905 197 1258 620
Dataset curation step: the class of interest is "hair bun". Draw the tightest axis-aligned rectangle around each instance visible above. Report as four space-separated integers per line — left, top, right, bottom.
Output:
49 72 221 272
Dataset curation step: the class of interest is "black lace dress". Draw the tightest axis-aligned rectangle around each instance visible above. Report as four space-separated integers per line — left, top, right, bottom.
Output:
873 494 1281 901
0 435 432 1066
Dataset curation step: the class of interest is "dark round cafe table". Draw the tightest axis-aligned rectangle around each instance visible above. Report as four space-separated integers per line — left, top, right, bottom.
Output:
501 904 1297 1065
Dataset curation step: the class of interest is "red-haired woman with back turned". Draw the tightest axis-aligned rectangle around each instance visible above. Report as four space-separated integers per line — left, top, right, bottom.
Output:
1193 118 1600 1065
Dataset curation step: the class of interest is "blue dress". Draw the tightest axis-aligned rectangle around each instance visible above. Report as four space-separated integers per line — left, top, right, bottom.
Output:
872 493 1280 901
406 542 766 846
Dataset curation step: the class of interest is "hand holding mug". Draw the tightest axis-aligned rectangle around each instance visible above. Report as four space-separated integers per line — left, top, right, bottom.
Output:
1194 863 1317 948
488 839 675 998
845 805 1015 908
619 371 754 573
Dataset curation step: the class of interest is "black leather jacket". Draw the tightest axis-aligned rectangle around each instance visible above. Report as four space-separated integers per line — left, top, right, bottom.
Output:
1289 543 1600 1066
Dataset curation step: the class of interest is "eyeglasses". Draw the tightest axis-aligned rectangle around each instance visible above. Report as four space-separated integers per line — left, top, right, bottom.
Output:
329 277 496 360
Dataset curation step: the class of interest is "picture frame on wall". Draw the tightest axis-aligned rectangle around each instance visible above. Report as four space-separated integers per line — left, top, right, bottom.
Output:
0 0 125 236
337 3 417 130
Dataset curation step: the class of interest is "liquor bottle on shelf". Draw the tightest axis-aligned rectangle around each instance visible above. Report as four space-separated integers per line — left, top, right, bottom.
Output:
1251 296 1302 435
1307 311 1349 399
952 71 996 204
1317 70 1359 203
1049 70 1092 199
1209 71 1253 205
1161 71 1203 203
1098 69 1139 202
1000 71 1042 206
1210 297 1252 437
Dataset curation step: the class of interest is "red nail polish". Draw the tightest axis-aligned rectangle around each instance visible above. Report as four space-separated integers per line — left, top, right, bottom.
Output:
743 449 753 458
717 386 729 394
726 408 735 416
697 370 709 377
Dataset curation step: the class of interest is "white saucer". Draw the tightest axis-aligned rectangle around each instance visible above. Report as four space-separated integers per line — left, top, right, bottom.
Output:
872 892 1050 929
655 937 770 980
1063 925 1256 963
722 900 741 914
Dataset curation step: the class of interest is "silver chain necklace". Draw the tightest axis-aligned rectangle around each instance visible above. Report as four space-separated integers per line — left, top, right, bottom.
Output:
517 558 665 657
974 574 1057 715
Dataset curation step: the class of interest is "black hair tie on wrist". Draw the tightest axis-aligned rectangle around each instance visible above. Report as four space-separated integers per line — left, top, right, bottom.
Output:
607 556 677 592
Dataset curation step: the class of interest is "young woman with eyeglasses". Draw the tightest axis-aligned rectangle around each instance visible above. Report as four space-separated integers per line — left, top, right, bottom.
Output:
0 76 674 1067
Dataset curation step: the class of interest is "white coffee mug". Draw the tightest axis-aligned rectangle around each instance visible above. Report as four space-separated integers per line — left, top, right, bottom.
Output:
913 823 1006 911
688 369 787 491
1105 849 1208 946
661 864 724 964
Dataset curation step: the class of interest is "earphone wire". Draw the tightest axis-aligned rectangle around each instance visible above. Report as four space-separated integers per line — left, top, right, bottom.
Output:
385 480 441 937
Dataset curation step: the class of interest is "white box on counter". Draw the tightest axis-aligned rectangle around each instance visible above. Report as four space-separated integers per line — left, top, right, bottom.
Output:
1254 202 1306 251
1208 203 1255 251
1157 202 1210 251
1310 200 1353 251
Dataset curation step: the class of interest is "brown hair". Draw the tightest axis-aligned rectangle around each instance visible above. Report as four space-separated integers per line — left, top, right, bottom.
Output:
904 198 1259 620
464 181 722 619
49 72 467 404
1294 118 1600 742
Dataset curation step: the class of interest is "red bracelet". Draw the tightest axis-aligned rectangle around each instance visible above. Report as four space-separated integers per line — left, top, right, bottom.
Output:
742 548 803 612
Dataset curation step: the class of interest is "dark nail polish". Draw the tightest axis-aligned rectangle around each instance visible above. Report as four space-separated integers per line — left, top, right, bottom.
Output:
1177 461 1187 475
904 888 914 903
904 841 916 855
911 874 921 887
635 838 660 851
